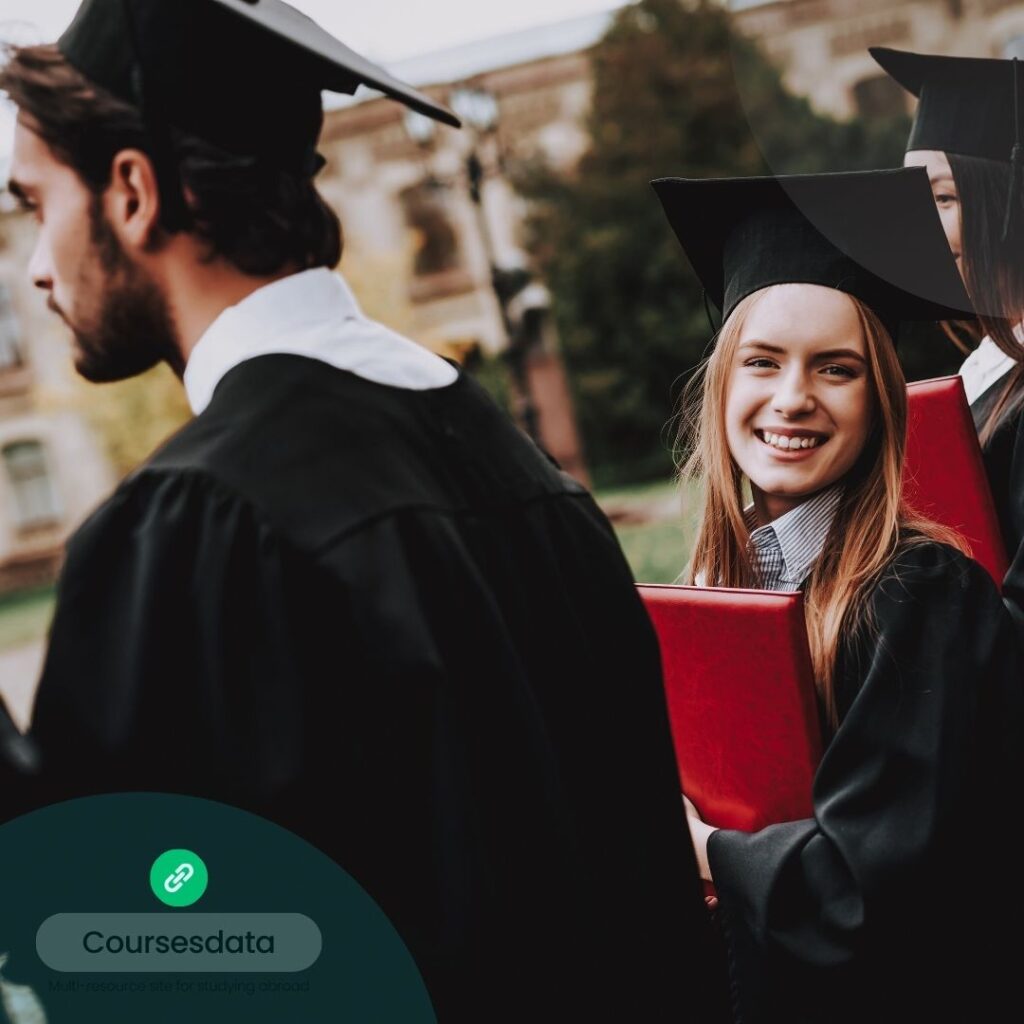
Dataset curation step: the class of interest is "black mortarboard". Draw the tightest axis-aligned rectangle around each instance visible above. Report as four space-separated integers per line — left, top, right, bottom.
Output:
870 47 1023 239
870 47 1018 163
651 168 972 336
57 0 460 224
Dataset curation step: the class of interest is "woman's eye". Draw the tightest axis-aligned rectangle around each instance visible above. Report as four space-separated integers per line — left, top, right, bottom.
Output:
743 357 778 369
935 193 958 206
821 364 856 379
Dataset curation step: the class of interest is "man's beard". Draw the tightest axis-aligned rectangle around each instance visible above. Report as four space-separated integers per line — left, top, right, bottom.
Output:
63 197 179 384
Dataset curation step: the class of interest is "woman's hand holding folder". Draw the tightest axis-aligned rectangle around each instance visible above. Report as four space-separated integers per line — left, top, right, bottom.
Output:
682 794 718 883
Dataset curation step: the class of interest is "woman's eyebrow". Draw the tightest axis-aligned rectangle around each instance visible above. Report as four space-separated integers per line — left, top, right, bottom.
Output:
737 341 866 363
737 340 785 353
814 348 867 363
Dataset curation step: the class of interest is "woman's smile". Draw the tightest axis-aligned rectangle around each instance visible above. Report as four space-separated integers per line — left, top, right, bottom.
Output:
754 428 829 455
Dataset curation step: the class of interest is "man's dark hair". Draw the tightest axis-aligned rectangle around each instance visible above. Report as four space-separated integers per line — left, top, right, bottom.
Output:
0 44 342 276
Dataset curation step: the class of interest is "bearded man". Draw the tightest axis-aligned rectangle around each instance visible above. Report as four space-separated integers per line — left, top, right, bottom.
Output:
0 2 722 1020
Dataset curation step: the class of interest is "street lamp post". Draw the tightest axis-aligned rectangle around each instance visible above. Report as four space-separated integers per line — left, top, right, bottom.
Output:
406 88 543 444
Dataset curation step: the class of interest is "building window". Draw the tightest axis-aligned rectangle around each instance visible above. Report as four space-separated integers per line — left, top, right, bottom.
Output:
3 440 61 530
852 74 909 118
0 283 24 372
400 183 462 277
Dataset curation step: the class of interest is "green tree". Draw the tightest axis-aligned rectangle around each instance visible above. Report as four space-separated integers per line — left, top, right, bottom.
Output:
517 0 934 487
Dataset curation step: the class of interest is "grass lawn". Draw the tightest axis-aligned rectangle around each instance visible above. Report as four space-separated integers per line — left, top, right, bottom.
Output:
0 585 55 654
615 518 690 584
595 477 702 585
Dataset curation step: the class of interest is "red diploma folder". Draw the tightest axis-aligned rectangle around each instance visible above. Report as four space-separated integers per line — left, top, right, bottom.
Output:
904 376 1008 588
639 585 822 834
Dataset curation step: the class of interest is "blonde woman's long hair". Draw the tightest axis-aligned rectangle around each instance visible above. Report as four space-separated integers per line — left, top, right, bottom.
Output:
678 286 967 729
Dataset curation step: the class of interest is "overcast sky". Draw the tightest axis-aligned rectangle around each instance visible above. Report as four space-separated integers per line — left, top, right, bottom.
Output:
0 0 618 62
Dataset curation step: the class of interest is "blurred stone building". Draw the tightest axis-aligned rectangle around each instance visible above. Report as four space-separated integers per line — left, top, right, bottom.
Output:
2 0 1024 593
733 0 1024 118
0 210 114 593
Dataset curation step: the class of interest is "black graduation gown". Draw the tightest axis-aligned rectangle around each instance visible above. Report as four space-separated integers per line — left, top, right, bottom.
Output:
972 376 1024 640
0 355 725 1022
706 541 1024 1024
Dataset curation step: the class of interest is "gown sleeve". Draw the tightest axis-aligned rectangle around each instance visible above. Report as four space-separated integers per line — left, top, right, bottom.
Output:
3 468 313 815
989 411 1024 641
970 386 1024 643
706 542 1024 1023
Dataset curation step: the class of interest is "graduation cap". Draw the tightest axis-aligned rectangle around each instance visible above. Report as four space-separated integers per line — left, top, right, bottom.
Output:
651 168 973 338
57 0 461 226
870 47 1023 239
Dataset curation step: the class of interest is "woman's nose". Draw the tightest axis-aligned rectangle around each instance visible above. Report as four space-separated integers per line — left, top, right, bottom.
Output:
771 371 815 417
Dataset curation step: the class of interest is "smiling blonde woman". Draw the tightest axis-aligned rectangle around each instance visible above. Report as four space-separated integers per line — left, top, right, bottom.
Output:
685 281 939 727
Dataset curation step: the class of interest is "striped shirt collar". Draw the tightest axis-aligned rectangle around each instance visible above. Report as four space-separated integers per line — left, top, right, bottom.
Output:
743 485 843 590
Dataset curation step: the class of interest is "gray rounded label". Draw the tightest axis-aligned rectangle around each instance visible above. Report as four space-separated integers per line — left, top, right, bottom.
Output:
37 914 322 973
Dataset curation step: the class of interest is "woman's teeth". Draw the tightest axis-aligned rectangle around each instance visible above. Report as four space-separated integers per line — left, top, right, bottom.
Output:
759 431 822 450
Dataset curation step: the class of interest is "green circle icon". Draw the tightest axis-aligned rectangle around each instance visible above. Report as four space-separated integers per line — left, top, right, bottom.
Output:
150 849 208 907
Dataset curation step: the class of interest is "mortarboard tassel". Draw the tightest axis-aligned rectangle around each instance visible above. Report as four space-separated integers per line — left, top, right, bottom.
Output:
1003 57 1022 243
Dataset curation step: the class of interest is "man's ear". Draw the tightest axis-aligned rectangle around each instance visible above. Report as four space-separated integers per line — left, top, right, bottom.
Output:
105 148 163 251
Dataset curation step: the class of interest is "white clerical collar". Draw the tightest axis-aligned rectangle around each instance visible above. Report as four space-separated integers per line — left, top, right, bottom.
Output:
183 267 457 415
960 332 1017 406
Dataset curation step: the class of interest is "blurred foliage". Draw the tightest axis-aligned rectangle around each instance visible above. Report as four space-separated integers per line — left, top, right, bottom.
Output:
462 347 515 417
516 0 956 487
75 363 192 478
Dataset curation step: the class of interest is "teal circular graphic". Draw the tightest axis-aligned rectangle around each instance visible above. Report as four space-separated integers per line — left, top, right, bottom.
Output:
150 849 209 907
0 794 436 1023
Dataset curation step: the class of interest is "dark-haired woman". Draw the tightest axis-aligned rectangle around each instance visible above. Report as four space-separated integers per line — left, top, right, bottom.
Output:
872 47 1024 636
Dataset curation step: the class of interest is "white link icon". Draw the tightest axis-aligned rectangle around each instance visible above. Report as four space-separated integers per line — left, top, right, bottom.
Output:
163 862 195 894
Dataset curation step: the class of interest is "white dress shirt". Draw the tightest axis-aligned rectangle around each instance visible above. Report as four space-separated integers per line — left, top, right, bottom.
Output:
183 267 458 416
960 333 1017 406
